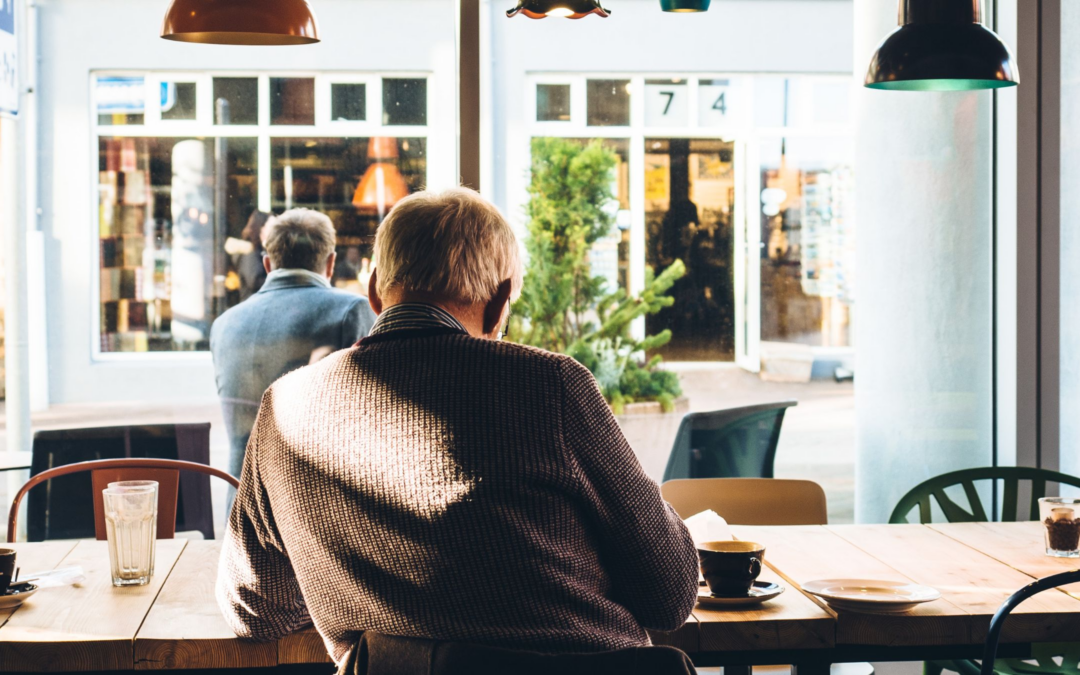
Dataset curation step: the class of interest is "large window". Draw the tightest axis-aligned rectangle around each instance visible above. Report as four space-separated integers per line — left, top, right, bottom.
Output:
93 73 431 353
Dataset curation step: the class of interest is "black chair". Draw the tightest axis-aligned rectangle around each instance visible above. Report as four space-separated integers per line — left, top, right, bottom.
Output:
340 632 696 675
661 401 797 482
26 424 215 541
980 569 1080 675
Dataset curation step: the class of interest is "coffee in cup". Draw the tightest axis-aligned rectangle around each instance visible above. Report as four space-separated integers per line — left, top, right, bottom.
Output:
698 541 765 597
0 549 15 595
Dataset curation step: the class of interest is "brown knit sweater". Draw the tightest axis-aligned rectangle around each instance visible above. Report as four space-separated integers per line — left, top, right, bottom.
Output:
216 326 700 663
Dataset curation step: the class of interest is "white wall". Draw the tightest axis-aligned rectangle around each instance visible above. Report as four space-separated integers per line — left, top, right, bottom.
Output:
36 0 457 404
853 0 994 522
487 0 855 211
1060 1 1080 485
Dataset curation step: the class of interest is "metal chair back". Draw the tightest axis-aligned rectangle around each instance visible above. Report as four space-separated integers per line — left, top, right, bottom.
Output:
661 478 828 524
7 458 239 543
981 570 1080 675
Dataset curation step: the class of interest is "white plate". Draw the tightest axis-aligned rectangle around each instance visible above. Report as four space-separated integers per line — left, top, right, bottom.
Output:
697 581 785 608
802 579 940 614
0 584 38 610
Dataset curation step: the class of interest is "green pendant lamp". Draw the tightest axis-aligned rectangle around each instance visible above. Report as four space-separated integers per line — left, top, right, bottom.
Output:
865 0 1018 91
506 0 610 19
660 0 710 11
161 0 320 45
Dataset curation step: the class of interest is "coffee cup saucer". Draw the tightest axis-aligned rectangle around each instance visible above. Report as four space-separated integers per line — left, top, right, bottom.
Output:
0 583 38 610
696 581 785 608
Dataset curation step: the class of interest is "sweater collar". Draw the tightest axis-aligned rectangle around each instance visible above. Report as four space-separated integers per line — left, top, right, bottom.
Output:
369 303 468 337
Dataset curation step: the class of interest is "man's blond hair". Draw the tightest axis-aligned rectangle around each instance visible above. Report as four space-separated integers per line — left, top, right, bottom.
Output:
263 208 337 272
374 188 523 305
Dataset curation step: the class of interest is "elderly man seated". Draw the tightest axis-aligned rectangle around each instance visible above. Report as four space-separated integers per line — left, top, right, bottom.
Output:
216 187 699 665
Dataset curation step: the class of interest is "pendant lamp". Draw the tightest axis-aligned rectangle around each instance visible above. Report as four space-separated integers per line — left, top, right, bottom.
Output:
353 138 410 218
865 0 1018 91
660 0 710 12
506 0 610 19
161 0 319 45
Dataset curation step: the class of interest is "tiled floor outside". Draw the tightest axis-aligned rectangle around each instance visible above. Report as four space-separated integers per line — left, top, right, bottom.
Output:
0 365 855 540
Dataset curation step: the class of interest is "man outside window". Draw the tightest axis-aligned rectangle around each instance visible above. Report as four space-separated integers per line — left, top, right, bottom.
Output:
210 208 376 500
216 188 699 665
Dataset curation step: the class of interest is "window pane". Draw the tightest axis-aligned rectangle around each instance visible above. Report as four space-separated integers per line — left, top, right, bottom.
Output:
586 79 630 127
759 136 855 348
382 78 427 126
1062 3 1080 486
270 77 315 126
161 82 197 121
645 138 736 360
331 83 367 121
270 137 426 291
644 80 688 127
698 79 737 127
97 136 258 352
97 76 145 126
212 77 258 125
536 84 571 122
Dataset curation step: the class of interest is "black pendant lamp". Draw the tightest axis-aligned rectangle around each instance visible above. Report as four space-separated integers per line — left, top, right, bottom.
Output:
161 0 320 45
507 0 610 19
660 0 710 11
865 0 1018 91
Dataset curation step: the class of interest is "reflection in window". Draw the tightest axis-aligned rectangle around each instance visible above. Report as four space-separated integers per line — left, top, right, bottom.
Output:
97 136 258 352
97 76 146 126
270 137 426 293
537 84 571 122
161 82 197 121
759 136 855 348
212 77 258 125
383 78 427 126
645 138 736 361
270 77 315 125
332 83 367 121
587 79 631 127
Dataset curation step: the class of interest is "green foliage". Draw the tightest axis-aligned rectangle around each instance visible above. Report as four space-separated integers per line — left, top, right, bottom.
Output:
513 137 686 411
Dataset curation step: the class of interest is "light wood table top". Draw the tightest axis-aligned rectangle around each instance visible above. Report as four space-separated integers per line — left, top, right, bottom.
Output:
1 523 1077 672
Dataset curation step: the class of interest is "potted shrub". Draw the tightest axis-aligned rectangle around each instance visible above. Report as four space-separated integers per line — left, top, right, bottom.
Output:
513 137 688 421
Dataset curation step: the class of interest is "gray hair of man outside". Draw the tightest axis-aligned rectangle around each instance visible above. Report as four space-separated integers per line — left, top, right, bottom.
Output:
373 188 523 306
263 208 337 272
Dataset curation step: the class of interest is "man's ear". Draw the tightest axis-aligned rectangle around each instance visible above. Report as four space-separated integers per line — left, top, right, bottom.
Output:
368 269 383 315
324 251 337 280
482 279 514 337
263 255 273 274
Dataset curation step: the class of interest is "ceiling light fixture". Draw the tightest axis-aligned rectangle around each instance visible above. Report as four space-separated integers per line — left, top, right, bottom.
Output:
660 0 710 12
865 0 1018 91
506 0 610 19
161 0 320 46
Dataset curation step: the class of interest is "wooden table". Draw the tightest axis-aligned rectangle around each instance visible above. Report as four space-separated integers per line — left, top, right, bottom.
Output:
1 523 1078 673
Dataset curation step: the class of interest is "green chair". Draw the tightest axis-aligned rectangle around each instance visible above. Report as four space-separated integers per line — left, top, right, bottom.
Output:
890 467 1080 675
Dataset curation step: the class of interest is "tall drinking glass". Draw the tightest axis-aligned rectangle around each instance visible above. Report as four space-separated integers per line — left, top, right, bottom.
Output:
103 481 158 586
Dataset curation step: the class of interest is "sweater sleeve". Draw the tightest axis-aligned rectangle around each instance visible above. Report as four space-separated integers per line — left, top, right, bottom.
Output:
216 388 312 641
557 356 700 632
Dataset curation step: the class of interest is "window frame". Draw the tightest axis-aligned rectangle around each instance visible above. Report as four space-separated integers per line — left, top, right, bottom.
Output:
89 70 435 361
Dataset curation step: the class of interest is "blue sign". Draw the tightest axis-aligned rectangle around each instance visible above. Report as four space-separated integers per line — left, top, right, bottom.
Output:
0 0 16 116
0 0 13 35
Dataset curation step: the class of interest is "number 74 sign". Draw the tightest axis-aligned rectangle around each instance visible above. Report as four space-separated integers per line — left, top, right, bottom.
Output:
643 80 739 128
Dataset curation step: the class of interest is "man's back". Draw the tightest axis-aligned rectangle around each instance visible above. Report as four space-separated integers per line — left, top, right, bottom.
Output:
210 271 376 475
217 330 699 661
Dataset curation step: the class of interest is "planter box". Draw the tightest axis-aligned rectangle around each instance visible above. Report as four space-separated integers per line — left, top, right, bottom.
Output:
615 397 690 483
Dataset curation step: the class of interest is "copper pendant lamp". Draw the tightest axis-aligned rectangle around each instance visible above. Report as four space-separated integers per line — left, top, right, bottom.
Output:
507 0 610 19
161 0 320 46
865 0 1018 91
353 138 410 218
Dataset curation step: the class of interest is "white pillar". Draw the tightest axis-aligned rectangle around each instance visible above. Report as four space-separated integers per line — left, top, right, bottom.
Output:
853 0 995 523
2 113 30 458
